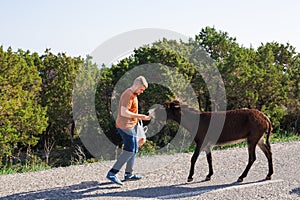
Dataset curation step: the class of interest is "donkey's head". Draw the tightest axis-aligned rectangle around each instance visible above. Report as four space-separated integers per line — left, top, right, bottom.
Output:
149 100 182 122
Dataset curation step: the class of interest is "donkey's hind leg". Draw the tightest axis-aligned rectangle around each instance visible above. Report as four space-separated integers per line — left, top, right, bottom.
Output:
238 140 257 182
257 138 273 180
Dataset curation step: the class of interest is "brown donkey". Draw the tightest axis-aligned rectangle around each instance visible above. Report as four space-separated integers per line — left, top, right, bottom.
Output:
149 100 273 182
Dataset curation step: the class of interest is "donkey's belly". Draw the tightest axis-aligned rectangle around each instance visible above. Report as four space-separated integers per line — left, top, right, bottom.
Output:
216 138 246 146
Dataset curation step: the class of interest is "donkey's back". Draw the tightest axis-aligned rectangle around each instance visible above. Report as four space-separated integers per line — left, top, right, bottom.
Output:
198 109 272 146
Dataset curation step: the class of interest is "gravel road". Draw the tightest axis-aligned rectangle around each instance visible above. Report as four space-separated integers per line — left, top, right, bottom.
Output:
0 141 299 200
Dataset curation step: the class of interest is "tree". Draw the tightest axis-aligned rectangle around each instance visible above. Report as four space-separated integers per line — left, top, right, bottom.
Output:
195 26 239 61
0 47 47 163
261 42 300 132
38 49 82 146
194 27 291 129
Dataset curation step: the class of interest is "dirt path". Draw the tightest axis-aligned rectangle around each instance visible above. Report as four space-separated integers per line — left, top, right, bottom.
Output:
0 141 299 199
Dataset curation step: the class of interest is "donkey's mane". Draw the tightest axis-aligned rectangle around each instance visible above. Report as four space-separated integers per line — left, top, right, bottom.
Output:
167 100 201 115
180 104 201 115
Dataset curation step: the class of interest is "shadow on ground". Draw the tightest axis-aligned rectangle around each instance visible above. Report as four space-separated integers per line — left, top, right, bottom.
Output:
290 187 300 197
0 179 280 199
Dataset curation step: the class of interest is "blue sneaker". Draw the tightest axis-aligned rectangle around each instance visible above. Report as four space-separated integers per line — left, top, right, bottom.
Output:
124 174 142 181
106 172 123 185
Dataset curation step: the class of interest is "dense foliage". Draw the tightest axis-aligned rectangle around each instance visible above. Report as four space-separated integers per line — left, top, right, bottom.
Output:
0 26 299 169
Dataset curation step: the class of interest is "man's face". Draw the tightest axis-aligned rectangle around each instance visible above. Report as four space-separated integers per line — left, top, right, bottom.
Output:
134 85 146 95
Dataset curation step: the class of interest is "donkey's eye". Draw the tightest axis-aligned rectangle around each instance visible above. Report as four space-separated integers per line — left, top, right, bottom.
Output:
164 104 170 109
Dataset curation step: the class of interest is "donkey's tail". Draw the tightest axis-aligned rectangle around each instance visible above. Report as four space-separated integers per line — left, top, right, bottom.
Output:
265 116 273 150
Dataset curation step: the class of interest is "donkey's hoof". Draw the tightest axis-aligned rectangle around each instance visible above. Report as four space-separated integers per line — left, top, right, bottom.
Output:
237 178 243 182
266 176 272 180
205 176 211 181
187 178 193 182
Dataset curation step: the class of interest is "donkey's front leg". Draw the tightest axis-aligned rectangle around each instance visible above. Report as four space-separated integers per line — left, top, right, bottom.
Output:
188 144 201 182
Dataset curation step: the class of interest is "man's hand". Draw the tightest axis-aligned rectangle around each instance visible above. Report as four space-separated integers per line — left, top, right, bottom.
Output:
140 114 151 121
121 106 151 120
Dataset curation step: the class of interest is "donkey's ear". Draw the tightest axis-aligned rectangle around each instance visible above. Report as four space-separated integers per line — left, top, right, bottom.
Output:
164 102 170 109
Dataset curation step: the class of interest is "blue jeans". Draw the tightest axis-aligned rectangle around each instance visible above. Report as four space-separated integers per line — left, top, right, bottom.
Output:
109 128 138 175
118 128 138 153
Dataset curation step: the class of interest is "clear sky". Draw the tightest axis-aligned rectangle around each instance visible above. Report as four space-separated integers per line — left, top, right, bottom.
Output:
1 0 299 57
